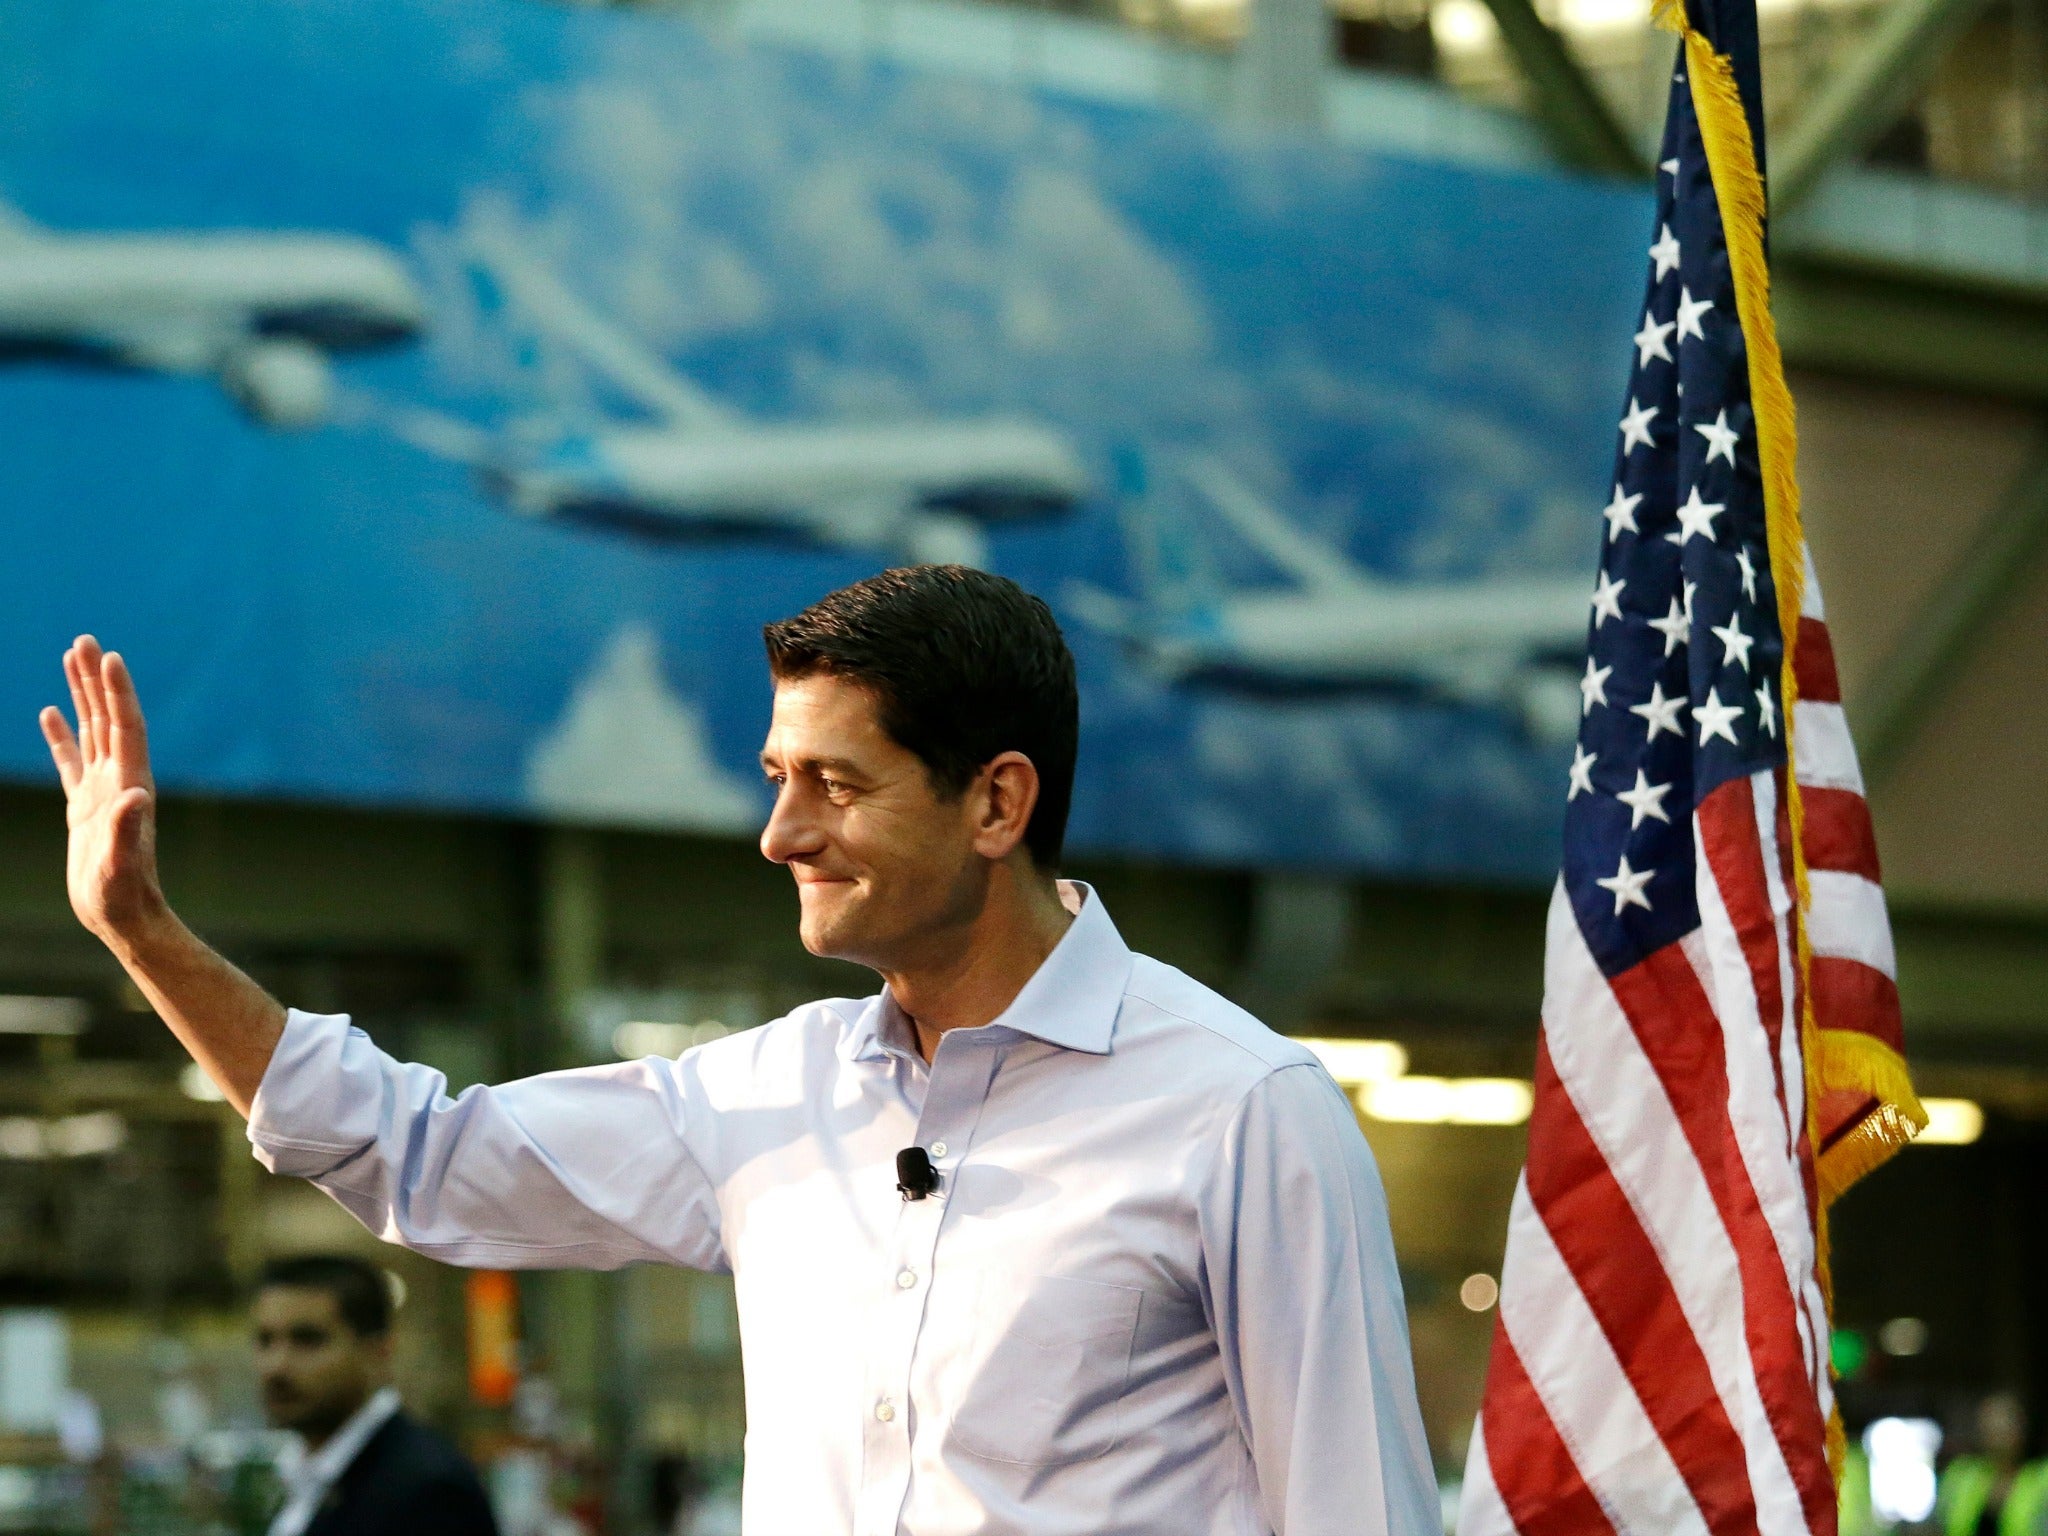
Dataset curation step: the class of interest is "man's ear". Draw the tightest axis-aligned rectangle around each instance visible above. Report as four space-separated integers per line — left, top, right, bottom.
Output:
971 751 1041 862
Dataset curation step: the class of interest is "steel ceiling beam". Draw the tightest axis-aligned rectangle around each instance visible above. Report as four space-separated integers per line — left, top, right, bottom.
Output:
1772 0 1995 214
1477 0 1649 178
1850 437 2048 785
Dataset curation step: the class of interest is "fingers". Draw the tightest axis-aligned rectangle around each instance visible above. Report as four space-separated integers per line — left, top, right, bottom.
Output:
74 636 111 763
62 646 95 763
39 706 81 793
102 651 151 779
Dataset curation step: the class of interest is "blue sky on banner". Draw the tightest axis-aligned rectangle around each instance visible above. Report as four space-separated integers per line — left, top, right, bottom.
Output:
0 0 1651 877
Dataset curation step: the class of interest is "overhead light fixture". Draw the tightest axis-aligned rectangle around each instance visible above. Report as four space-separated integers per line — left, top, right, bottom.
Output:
0 1112 127 1160
1359 1076 1534 1126
1297 1038 1410 1086
0 997 88 1036
1915 1098 1984 1146
179 1062 227 1103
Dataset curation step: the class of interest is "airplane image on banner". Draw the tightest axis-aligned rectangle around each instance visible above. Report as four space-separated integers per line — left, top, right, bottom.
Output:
1066 454 1591 743
374 206 1090 569
0 200 425 429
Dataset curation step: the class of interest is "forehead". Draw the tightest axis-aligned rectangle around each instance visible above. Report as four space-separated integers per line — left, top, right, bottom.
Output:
762 673 892 757
253 1285 346 1332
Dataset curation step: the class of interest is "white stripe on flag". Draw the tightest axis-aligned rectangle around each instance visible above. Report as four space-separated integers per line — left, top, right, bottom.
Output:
1792 702 1863 794
1687 846 1825 1395
1750 772 1834 1420
1544 892 1815 1536
1456 1419 1519 1536
1800 544 1825 621
1497 1178 1706 1536
1807 869 1897 975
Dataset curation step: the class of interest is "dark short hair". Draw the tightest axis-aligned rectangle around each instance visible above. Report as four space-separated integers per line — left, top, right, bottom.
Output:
763 565 1079 869
258 1255 395 1339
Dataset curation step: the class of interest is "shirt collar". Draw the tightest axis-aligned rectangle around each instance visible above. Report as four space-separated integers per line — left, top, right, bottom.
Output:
848 882 1132 1062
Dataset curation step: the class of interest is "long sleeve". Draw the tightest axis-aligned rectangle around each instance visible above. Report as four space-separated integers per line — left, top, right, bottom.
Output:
1195 1062 1441 1536
247 1009 726 1271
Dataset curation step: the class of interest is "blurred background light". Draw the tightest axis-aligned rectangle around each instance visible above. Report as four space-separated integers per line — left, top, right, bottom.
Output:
178 1062 227 1103
1878 1316 1929 1357
1915 1098 1985 1145
0 996 87 1036
1298 1037 1409 1085
1359 1076 1534 1125
1459 1273 1499 1311
613 1019 732 1060
1864 1417 1941 1525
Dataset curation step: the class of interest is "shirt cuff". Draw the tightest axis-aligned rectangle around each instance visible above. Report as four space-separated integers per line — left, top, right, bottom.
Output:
246 1008 381 1177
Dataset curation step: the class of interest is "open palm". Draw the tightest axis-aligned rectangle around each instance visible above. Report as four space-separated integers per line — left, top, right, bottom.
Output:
40 636 163 942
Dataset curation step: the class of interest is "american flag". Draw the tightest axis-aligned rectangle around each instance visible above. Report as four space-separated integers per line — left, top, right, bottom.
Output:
1457 0 1922 1531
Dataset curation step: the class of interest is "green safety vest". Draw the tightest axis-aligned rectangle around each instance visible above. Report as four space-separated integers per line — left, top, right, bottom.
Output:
1941 1457 2048 1536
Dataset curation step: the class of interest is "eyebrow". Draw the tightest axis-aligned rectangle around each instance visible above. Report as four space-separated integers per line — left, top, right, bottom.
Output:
759 752 868 777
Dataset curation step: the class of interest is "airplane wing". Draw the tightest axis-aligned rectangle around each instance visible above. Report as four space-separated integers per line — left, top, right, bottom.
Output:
1180 454 1369 596
461 207 738 434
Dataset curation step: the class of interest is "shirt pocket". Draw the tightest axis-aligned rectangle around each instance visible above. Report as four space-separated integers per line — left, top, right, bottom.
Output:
948 1270 1144 1467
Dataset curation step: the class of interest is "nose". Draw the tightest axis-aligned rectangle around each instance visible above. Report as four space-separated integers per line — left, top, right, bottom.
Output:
759 781 825 866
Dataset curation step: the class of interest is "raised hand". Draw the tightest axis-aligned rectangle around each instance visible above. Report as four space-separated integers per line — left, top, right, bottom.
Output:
41 636 166 945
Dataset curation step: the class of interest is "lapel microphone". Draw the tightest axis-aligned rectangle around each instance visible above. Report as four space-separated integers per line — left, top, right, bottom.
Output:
896 1146 939 1201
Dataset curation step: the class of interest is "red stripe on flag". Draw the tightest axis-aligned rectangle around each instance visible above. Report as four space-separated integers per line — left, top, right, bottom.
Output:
1608 947 1838 1536
1810 956 1905 1051
1527 1038 1762 1536
1480 1323 1618 1536
1800 785 1882 883
1698 776 1791 1126
1794 619 1840 704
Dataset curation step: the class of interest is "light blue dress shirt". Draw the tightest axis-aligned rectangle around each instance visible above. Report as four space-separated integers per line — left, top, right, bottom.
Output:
248 886 1438 1535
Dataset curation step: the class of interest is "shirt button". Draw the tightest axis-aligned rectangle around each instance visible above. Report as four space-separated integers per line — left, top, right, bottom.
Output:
929 1141 948 1159
896 1269 918 1290
874 1400 896 1423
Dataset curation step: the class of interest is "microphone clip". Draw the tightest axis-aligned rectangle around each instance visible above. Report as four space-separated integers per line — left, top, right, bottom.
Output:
896 1146 939 1201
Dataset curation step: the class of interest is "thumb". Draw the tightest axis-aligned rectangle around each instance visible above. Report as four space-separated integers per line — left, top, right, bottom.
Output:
110 786 154 850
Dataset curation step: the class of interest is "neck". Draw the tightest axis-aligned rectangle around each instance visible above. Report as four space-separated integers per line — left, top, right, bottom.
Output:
302 1385 387 1453
882 867 1074 1060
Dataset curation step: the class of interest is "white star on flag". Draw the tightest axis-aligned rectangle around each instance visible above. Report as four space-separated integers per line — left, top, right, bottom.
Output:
1696 686 1744 745
1619 397 1659 453
1602 485 1643 542
1676 488 1724 544
1580 658 1613 716
1660 156 1680 176
1684 579 1699 624
1695 408 1739 465
1676 287 1714 343
1756 682 1778 736
1737 546 1758 601
1615 769 1674 828
1567 744 1597 800
1591 571 1627 627
1649 596 1689 656
1635 311 1677 367
1630 680 1688 741
1711 611 1754 670
1596 854 1656 914
1648 224 1681 280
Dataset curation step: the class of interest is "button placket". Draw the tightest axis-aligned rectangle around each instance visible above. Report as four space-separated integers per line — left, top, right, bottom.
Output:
852 1034 1002 1536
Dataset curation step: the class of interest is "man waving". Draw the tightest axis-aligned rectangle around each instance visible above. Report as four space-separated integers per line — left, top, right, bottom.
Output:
44 566 1437 1535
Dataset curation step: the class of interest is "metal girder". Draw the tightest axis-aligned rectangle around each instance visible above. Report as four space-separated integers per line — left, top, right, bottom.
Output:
1774 255 2048 403
1849 437 2048 785
1477 0 1649 177
1773 0 1994 214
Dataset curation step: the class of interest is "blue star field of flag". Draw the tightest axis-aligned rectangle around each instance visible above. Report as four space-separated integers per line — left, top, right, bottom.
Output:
1561 57 1787 979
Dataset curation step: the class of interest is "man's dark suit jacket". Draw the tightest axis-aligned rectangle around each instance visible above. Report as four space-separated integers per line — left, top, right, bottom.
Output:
300 1409 499 1536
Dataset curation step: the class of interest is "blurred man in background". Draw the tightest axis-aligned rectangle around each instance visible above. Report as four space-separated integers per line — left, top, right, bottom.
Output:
255 1254 498 1536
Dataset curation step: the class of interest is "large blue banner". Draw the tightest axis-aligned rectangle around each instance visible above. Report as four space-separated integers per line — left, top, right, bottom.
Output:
0 0 1648 878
